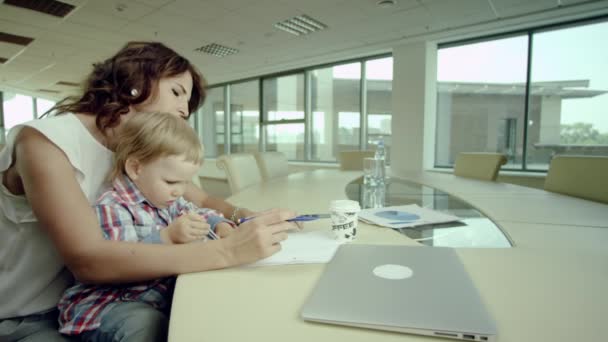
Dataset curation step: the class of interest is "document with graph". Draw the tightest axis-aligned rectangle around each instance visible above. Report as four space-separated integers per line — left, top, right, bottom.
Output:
359 204 461 229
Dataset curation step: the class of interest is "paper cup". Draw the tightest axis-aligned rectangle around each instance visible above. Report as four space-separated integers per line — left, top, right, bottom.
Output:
329 200 361 243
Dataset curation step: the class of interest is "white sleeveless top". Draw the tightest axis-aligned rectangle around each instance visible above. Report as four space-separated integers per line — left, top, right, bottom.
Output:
0 114 113 318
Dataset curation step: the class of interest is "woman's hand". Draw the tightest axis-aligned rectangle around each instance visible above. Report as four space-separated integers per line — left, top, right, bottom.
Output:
163 212 210 244
238 208 304 231
215 222 235 238
223 208 296 265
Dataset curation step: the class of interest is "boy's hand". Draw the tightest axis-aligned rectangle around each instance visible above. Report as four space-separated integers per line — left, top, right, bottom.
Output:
162 212 210 244
216 222 235 238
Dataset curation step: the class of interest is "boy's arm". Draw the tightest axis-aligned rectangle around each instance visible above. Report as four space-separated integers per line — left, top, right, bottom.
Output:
176 198 235 233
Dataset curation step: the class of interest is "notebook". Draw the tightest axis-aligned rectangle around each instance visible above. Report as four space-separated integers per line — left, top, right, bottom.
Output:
301 244 497 341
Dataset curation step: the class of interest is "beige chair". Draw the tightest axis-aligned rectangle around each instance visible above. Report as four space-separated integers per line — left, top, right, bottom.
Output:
216 153 262 194
338 150 375 171
453 152 507 181
544 155 608 204
191 175 202 189
254 151 289 181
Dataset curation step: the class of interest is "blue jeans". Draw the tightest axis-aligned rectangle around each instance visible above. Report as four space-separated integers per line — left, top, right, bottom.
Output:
79 302 168 342
0 309 75 342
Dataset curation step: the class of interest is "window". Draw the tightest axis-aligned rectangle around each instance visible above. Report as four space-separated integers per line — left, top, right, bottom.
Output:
194 54 392 163
366 57 393 163
230 80 260 153
2 92 35 135
527 20 608 170
311 62 361 161
198 86 225 157
262 74 305 159
436 35 530 169
35 98 56 117
436 18 608 171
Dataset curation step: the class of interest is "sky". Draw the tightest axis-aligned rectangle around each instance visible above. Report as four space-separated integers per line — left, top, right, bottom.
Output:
437 21 608 133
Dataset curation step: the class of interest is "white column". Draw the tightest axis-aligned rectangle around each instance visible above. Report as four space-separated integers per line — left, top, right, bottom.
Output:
538 96 562 144
390 41 437 174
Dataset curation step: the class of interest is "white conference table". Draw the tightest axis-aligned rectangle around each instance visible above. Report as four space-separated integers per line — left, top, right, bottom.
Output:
169 170 608 342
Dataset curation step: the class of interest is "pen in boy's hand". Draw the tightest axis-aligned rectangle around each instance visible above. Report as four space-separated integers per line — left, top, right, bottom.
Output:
237 214 331 225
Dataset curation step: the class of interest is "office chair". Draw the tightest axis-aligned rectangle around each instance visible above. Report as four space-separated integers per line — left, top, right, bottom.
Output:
544 155 608 204
338 150 376 171
453 152 507 181
216 153 262 195
254 151 289 181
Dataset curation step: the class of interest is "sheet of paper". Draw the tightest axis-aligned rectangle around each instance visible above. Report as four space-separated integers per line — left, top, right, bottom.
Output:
247 230 341 267
358 204 461 229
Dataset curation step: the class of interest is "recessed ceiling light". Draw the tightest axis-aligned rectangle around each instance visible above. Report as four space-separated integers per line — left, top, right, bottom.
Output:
4 0 75 18
56 81 80 87
274 14 327 36
194 43 239 58
37 89 61 94
377 0 397 8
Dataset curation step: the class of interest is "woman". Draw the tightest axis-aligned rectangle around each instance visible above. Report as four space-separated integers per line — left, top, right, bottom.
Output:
0 41 296 341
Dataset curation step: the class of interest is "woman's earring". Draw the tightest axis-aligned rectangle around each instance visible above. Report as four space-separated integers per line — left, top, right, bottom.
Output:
131 88 139 97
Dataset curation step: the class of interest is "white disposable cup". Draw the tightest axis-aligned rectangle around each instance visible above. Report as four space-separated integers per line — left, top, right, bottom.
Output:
329 199 361 243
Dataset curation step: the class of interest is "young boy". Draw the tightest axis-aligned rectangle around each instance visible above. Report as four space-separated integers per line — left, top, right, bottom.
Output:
57 112 235 341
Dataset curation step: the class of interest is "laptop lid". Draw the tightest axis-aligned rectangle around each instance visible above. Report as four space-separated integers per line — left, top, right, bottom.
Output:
301 244 497 342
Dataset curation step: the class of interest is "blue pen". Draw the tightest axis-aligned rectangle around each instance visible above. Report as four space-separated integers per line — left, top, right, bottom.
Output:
237 214 330 225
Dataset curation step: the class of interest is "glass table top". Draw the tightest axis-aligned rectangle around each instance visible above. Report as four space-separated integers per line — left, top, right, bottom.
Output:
345 177 513 248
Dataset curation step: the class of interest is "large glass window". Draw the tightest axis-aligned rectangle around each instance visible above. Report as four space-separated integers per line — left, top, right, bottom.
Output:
436 35 529 168
311 62 361 161
35 98 56 117
436 18 608 171
366 57 393 163
3 92 35 135
527 21 608 170
262 74 305 159
230 80 260 153
198 87 225 157
193 55 392 163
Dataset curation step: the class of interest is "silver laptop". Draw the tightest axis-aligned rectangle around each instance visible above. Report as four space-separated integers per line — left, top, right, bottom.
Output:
301 244 497 341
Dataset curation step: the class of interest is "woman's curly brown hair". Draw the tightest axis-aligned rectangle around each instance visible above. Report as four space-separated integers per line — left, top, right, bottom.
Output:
51 41 206 131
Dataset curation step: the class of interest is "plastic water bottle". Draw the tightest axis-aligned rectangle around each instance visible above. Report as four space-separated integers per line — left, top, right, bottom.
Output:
374 137 386 186
375 137 386 161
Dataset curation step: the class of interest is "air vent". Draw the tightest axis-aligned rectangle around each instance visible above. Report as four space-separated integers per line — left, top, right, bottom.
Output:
0 32 34 46
37 89 61 94
194 43 238 58
56 81 80 87
274 14 327 36
0 58 7 64
4 0 75 18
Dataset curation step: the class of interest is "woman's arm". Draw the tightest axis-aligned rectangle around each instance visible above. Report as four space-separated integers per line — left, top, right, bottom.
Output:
15 127 293 284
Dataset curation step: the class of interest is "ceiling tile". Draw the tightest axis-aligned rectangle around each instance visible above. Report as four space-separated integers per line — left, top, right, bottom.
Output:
0 3 64 29
160 0 234 21
131 0 174 6
0 41 25 59
77 1 157 20
489 0 558 18
67 8 130 31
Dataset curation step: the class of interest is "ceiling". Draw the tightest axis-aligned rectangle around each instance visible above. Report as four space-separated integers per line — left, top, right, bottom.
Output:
1 0 607 100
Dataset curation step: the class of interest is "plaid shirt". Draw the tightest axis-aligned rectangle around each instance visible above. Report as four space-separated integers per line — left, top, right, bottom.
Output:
58 175 233 335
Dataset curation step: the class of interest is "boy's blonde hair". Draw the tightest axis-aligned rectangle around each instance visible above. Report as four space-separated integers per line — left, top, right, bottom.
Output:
110 112 203 180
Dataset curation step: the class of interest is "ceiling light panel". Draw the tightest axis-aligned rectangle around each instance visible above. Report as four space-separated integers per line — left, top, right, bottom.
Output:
0 32 34 46
274 14 328 36
4 0 76 18
194 43 239 58
56 81 80 87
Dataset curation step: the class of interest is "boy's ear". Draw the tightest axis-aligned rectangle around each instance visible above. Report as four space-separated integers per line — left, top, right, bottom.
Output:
124 157 142 180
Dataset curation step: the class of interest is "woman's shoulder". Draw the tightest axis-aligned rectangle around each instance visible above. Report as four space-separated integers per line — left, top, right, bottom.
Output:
21 113 81 132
